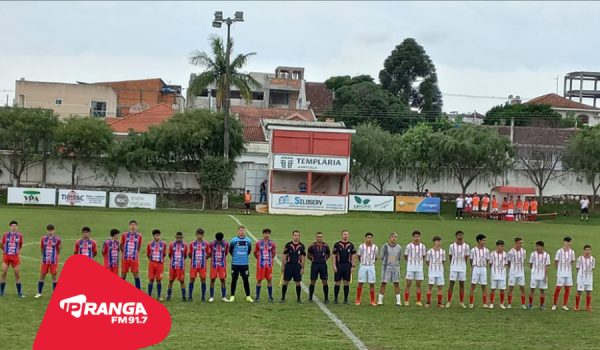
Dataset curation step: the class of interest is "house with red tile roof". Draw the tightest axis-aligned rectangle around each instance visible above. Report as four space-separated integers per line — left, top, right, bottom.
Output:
106 103 175 135
525 93 600 126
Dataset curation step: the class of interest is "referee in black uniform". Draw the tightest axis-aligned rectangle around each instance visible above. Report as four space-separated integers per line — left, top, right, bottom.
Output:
281 230 306 303
307 232 331 303
332 230 356 304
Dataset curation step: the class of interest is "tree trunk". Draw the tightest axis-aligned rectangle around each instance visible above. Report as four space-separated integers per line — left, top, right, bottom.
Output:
71 163 77 188
42 154 47 187
537 188 543 205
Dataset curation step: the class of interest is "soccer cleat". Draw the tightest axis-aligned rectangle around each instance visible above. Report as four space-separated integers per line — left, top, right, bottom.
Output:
355 301 361 306
229 296 236 303
425 303 431 308
404 301 410 307
586 307 593 312
324 299 329 304
396 301 402 306
297 299 303 304
460 303 467 309
574 308 580 312
343 300 349 305
245 296 254 303
500 304 506 310
208 297 214 303
18 294 25 298
445 302 451 308
469 304 474 309
416 301 423 307
562 305 570 311
528 304 533 310
254 298 260 303
34 293 43 299
522 304 528 310
506 304 512 309
166 296 171 301
268 297 274 303
489 304 494 309
540 305 546 310
437 303 445 308
201 297 206 303
551 305 557 311
158 297 165 301
334 299 339 304
378 301 383 306
222 297 229 302
371 302 377 307
280 298 286 303
483 304 489 309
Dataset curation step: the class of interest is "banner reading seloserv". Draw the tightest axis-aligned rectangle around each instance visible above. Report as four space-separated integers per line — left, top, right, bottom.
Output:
7 187 56 205
395 196 441 213
58 189 107 207
348 195 394 212
109 192 157 209
271 193 346 211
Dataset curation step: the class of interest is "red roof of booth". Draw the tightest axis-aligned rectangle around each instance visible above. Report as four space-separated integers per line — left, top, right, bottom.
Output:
491 186 536 195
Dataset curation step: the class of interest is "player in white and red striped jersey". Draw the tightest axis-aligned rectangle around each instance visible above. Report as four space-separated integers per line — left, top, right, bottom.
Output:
356 233 378 306
552 236 575 311
469 233 490 308
446 230 470 308
425 236 446 308
575 245 595 311
528 241 551 310
507 237 527 309
404 230 427 306
489 240 508 309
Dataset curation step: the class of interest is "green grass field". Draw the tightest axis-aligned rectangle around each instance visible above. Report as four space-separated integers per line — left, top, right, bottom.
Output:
0 205 599 349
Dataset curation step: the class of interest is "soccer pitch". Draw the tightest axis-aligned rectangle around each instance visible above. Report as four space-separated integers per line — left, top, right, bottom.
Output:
0 206 599 349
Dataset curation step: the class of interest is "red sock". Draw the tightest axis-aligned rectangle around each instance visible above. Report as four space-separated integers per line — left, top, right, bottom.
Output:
469 294 474 304
553 286 561 305
490 292 495 304
586 295 592 309
483 294 488 305
460 290 465 303
404 290 409 302
508 294 513 305
563 286 571 306
356 286 362 303
529 294 534 305
500 291 505 304
426 291 432 303
576 295 581 309
521 294 526 305
369 288 375 304
437 293 443 304
447 291 453 302
417 291 422 302
540 295 546 305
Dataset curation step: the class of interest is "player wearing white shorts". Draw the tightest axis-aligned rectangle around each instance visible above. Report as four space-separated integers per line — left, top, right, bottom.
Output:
552 236 575 311
469 234 490 308
575 245 595 311
507 237 527 309
378 232 402 306
425 236 446 308
356 233 378 306
446 231 470 308
489 240 508 309
528 241 550 310
404 230 427 306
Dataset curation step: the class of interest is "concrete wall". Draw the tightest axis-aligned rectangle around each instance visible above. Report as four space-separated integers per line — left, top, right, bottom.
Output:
15 80 117 118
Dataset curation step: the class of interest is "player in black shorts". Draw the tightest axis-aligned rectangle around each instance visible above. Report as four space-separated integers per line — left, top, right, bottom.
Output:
307 232 331 303
332 230 356 304
281 230 306 303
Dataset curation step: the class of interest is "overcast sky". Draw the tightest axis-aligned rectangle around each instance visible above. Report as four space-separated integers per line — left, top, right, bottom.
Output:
2 1 600 113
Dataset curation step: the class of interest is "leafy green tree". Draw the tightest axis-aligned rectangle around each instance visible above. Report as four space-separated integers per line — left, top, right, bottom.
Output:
438 125 515 194
196 156 236 209
324 75 374 91
0 107 58 186
188 36 260 110
484 103 562 127
398 123 442 192
379 38 442 115
54 117 113 188
563 127 600 207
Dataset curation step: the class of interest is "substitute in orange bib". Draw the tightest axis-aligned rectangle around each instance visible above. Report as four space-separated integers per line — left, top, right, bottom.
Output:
530 198 539 215
472 193 480 212
243 190 252 215
515 196 523 221
481 194 490 213
522 198 530 221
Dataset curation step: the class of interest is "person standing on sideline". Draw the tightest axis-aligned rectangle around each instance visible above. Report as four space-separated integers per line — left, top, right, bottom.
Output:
472 193 480 213
481 194 490 214
332 230 356 304
243 190 252 215
455 194 465 220
378 232 402 306
356 233 378 306
307 232 330 303
228 226 253 303
581 196 590 222
281 230 306 303
259 180 268 204
254 228 276 303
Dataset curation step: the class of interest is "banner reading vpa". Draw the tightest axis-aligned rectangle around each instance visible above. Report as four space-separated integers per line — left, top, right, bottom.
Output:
58 189 107 207
7 187 56 205
348 195 395 212
109 192 157 209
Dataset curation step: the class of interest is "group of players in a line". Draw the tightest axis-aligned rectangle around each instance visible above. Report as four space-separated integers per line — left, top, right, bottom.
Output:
0 220 595 311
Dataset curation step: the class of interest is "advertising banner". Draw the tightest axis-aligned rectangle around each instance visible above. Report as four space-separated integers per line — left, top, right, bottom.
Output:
395 196 441 213
7 187 56 205
58 189 107 208
273 154 349 173
271 193 346 211
348 195 394 212
109 192 157 209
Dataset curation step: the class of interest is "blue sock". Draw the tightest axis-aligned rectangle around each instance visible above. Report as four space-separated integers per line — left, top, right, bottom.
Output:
134 278 141 290
157 283 162 298
148 283 153 296
268 286 273 298
201 283 207 299
181 288 186 300
210 287 215 298
167 288 172 299
0 282 5 294
52 282 57 291
221 287 226 298
188 281 194 299
256 285 261 299
16 283 22 295
38 281 44 294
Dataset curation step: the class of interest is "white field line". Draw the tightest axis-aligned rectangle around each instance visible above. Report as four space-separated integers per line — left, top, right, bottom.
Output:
228 215 368 350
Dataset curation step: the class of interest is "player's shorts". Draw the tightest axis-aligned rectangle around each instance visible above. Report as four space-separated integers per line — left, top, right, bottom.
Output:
577 282 593 292
40 263 58 274
530 278 547 289
169 267 185 282
310 262 328 281
556 276 573 287
244 202 250 209
471 267 487 285
2 254 20 267
491 279 506 290
283 264 302 282
472 207 479 212
450 271 467 282
334 263 352 282
106 266 118 274
481 205 489 212
508 275 525 286
148 261 164 280
530 210 537 214
210 266 227 279
406 270 424 281
381 269 400 283
256 266 273 281
507 209 514 215
491 207 499 213
358 265 376 284
190 266 207 279
428 276 445 286
582 207 589 214
121 259 139 274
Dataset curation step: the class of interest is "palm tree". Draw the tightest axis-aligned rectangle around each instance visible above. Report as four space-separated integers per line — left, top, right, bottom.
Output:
188 36 260 111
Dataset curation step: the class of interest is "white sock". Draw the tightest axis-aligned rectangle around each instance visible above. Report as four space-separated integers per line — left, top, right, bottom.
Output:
396 294 401 303
378 294 384 303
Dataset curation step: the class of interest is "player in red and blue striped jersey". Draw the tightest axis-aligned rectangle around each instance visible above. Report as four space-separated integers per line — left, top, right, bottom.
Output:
188 228 209 302
254 228 276 302
120 220 143 289
167 231 187 301
74 226 97 259
208 232 229 303
34 224 61 299
147 229 167 300
1 221 24 297
102 229 121 274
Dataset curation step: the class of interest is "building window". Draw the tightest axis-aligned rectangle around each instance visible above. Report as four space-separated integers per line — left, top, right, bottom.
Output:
54 98 63 105
199 89 217 97
252 91 264 100
230 90 242 99
91 101 107 117
269 90 289 106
